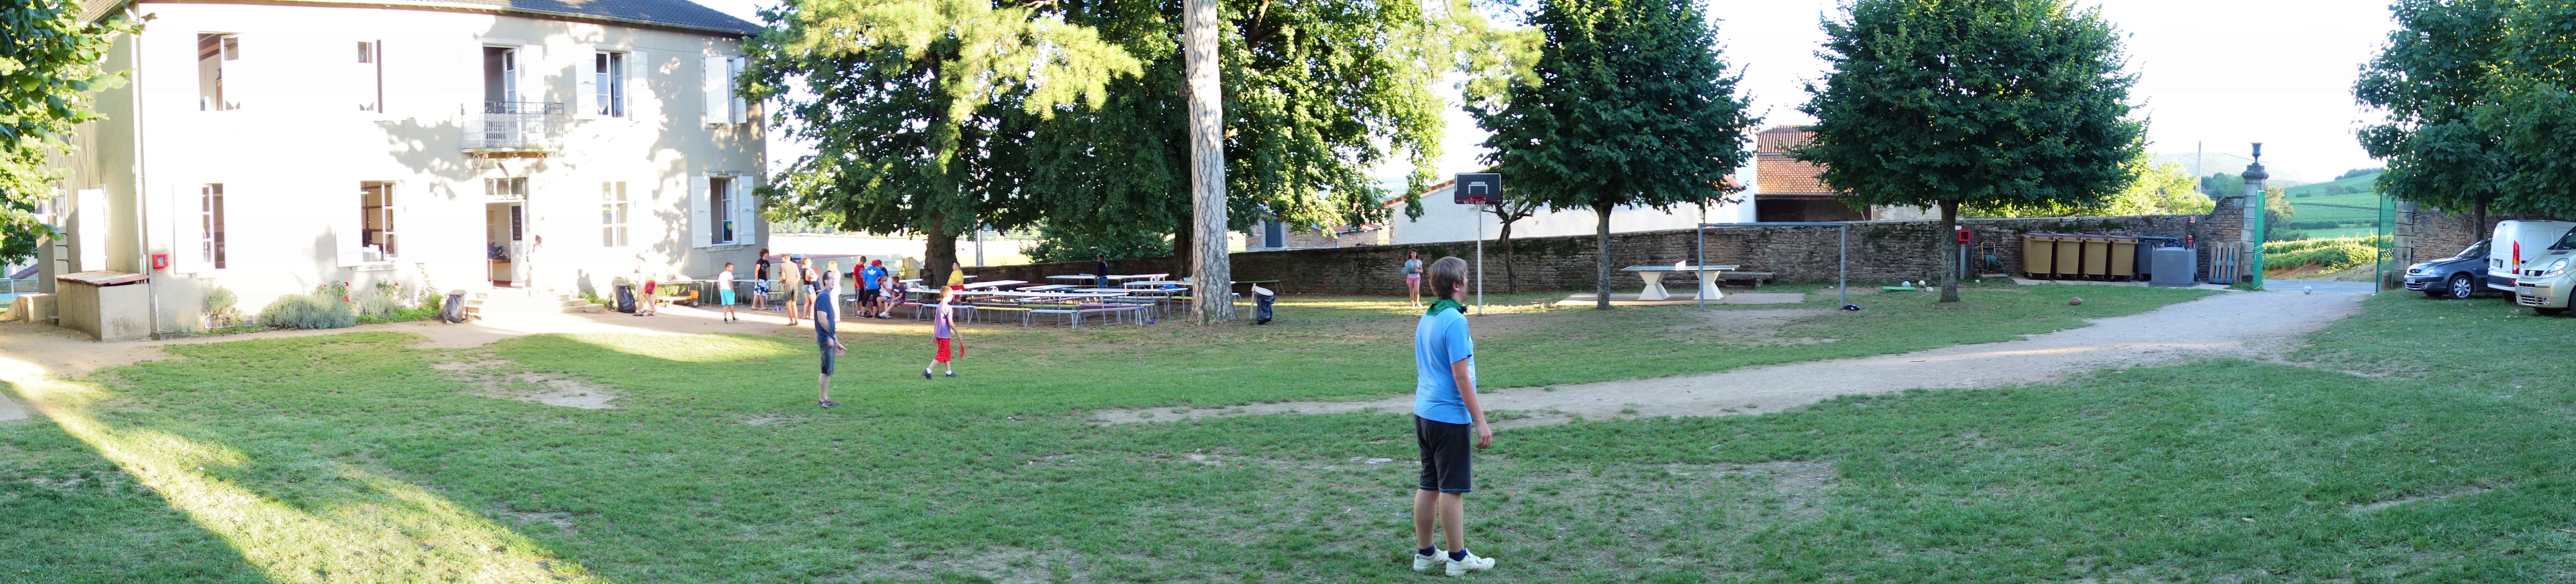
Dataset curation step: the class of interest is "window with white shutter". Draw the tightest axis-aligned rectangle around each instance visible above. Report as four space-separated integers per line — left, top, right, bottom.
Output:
729 56 748 123
702 53 730 125
688 175 712 248
733 177 759 245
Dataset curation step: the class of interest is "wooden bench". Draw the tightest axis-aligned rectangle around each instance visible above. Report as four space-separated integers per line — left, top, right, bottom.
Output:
1716 271 1777 288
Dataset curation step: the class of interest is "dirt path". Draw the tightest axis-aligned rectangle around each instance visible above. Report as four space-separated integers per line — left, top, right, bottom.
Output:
1094 288 2370 428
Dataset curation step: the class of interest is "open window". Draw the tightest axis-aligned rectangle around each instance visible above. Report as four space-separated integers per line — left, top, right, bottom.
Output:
481 46 518 111
360 181 397 259
709 177 735 245
176 183 227 273
197 33 239 110
586 51 626 118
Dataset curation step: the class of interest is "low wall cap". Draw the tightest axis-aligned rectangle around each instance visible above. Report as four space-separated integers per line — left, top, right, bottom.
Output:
54 271 147 286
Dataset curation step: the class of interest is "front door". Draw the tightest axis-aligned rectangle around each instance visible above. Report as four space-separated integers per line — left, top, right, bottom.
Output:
484 177 529 287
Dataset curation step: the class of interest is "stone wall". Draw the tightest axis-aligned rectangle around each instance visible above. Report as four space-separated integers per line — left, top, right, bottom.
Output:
2399 205 2561 262
966 205 2246 295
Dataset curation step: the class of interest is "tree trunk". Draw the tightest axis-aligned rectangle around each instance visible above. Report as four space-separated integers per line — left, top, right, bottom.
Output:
1498 215 1518 294
2474 196 2488 238
1184 0 1233 324
1938 199 1960 303
1594 202 1613 310
1171 224 1194 280
923 219 957 293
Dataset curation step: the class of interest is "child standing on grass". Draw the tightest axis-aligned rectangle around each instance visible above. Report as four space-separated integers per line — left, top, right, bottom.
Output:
1403 250 1425 308
718 262 740 323
924 289 959 379
781 256 805 327
1408 256 1496 576
752 250 773 312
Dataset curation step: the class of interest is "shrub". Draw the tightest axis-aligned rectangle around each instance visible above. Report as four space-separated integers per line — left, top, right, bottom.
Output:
258 292 357 329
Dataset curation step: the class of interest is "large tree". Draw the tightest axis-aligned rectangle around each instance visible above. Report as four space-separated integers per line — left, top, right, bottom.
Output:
1022 0 1452 271
743 0 1141 287
1477 0 1756 309
2355 0 2515 228
1 1 136 264
1797 0 2143 302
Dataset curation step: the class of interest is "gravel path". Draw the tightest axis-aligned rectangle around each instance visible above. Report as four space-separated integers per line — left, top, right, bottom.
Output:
1094 288 2369 428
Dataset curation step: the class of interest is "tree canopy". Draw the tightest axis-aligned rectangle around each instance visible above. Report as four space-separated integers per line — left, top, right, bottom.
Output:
1 0 136 264
1967 156 2208 218
744 0 1142 284
2355 0 2516 224
1020 0 1456 262
1476 0 1755 309
1797 0 2143 301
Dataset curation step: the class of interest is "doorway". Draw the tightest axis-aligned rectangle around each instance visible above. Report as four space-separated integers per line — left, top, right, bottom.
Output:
485 177 527 287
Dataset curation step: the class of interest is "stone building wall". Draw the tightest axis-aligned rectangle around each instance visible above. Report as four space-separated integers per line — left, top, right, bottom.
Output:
967 204 2252 295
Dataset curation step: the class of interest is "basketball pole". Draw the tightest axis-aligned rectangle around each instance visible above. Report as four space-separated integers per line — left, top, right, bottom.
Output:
1475 202 1485 315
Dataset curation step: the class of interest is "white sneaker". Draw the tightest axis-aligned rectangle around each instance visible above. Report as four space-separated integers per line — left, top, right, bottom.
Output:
1411 548 1446 572
1445 550 1494 576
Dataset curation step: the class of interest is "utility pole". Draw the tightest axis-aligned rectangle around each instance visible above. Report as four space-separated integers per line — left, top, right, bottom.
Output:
1184 0 1232 324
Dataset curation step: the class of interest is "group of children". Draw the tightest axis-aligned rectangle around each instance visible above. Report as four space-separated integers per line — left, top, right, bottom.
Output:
747 250 1498 576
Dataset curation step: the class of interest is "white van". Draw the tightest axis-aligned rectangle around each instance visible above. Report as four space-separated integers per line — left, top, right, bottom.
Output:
2487 220 2576 291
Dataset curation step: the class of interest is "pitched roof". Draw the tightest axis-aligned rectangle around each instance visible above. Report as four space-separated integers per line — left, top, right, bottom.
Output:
89 0 760 36
1753 126 1839 195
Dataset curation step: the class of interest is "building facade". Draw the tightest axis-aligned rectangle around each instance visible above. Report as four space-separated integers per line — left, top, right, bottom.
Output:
42 0 766 333
1752 126 1933 222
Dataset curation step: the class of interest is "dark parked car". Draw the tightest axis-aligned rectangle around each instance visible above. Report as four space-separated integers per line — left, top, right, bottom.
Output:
2405 239 2492 299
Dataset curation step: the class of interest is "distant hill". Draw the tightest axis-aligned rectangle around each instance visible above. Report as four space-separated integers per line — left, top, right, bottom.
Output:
2282 171 2380 198
2151 152 2313 187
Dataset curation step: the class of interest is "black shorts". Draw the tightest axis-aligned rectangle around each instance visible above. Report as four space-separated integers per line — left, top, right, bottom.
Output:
859 288 878 304
1416 415 1473 493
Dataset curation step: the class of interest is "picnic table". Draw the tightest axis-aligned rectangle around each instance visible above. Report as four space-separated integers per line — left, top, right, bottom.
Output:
1107 273 1169 282
1121 280 1186 289
1019 284 1079 291
1620 263 1740 300
1045 274 1095 283
960 279 1026 290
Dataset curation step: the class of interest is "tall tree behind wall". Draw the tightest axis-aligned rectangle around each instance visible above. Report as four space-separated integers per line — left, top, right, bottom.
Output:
742 0 1141 287
1 1 136 264
1024 0 1454 270
1476 0 1755 309
1798 0 2143 302
2355 0 2515 229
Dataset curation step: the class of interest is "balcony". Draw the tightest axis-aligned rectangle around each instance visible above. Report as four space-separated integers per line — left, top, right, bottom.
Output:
460 101 564 155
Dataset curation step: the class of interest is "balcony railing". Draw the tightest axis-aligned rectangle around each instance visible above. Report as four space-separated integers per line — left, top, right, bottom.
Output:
460 101 565 153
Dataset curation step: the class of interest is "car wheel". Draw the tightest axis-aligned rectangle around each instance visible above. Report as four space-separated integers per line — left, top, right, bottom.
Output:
2447 274 2476 300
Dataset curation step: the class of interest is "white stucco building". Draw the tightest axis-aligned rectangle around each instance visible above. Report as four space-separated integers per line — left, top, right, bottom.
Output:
39 0 767 333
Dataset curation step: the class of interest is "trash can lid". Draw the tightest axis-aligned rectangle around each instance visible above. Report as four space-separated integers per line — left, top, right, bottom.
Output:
55 271 148 286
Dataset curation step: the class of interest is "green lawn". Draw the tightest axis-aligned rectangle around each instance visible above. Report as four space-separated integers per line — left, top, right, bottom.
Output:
15 287 2576 582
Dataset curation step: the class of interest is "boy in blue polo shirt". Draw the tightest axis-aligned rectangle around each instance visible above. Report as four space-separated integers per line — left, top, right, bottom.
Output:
1408 256 1496 576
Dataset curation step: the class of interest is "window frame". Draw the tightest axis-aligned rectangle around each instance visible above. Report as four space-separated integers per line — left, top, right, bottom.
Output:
594 51 627 118
200 183 227 269
356 40 382 112
197 33 240 111
708 176 735 245
359 181 397 259
601 181 630 247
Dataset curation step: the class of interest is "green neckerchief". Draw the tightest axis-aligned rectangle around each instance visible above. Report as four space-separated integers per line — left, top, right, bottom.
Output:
1425 298 1464 316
